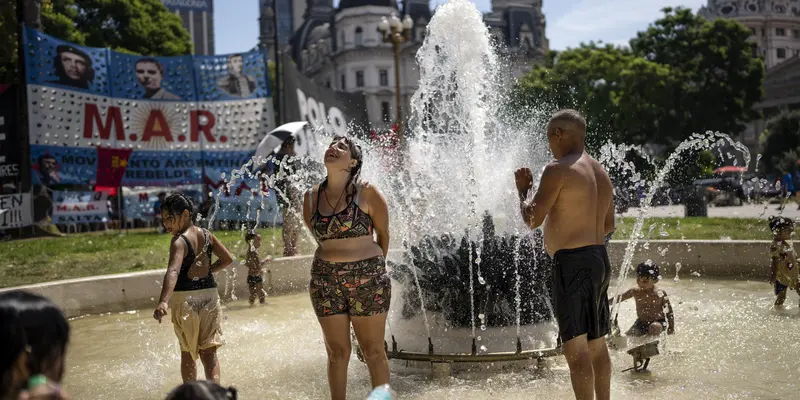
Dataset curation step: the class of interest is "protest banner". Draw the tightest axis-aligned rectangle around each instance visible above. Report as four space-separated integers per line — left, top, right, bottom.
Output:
24 28 274 188
0 193 32 229
52 191 109 224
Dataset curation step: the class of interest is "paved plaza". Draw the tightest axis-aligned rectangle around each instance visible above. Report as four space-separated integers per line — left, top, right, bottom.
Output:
621 202 800 219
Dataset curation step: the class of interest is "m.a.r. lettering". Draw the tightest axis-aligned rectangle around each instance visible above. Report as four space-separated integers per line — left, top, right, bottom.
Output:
82 104 217 143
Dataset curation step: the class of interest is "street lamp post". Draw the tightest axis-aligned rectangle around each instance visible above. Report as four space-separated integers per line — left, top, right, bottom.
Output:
378 12 413 149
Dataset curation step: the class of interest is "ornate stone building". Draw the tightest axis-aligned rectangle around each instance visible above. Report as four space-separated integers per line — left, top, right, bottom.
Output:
699 0 800 68
265 0 548 128
699 0 800 155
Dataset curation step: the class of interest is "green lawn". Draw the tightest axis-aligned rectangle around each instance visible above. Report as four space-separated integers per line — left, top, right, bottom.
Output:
0 227 316 288
0 217 774 288
613 217 770 241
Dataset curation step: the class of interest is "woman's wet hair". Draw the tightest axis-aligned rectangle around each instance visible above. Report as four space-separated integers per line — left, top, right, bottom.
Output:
322 136 363 204
162 192 196 218
769 215 795 233
165 380 238 400
0 291 70 388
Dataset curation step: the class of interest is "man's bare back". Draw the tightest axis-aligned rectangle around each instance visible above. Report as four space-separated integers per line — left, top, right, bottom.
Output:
542 153 614 257
515 109 614 400
516 152 614 257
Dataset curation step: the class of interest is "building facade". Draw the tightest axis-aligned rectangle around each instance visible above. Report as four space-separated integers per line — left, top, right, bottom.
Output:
699 0 800 69
260 0 310 55
161 0 216 55
279 0 548 128
699 0 800 157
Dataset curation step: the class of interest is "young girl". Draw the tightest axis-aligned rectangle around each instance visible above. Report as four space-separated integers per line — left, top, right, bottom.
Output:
244 230 271 305
769 216 800 308
153 193 233 384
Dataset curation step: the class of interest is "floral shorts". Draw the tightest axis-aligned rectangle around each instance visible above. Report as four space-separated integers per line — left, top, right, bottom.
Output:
309 256 391 317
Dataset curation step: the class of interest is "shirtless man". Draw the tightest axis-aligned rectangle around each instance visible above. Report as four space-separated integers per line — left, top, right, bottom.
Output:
515 109 615 400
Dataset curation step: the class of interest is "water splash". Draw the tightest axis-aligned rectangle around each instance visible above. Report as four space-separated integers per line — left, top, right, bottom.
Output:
611 131 750 320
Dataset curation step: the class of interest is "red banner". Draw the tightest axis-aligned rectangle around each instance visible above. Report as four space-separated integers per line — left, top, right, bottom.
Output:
95 147 134 188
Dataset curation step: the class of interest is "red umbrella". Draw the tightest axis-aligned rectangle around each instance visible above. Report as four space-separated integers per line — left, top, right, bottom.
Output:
713 166 746 174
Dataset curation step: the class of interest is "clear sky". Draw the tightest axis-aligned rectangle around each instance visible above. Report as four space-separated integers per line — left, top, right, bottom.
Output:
214 0 709 55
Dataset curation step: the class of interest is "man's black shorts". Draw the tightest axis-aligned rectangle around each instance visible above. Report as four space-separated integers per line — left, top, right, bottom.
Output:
551 244 611 342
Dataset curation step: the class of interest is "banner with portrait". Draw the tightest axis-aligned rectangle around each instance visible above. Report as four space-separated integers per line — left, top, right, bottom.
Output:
23 28 274 190
281 52 369 138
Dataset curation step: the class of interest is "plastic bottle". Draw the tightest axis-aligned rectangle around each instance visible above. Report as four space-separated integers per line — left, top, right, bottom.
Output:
366 384 393 400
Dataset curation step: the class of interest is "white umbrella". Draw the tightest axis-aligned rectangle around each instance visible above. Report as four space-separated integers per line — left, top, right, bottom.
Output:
254 121 309 160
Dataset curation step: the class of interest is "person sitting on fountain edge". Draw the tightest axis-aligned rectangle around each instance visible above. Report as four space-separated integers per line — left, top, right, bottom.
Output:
768 216 800 308
244 230 271 305
515 108 615 400
611 261 675 337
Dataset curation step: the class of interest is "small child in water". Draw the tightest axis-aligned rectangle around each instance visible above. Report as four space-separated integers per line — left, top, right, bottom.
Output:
613 261 675 337
768 216 800 308
245 230 271 305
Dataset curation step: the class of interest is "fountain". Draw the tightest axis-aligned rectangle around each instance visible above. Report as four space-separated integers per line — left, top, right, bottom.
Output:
348 0 560 369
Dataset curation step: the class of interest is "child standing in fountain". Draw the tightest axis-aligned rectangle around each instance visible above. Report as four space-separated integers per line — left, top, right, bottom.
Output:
768 216 800 308
153 193 234 384
612 261 675 337
245 230 271 305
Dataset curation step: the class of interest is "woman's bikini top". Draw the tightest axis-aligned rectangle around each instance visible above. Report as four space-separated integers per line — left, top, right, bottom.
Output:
173 228 217 292
309 184 374 242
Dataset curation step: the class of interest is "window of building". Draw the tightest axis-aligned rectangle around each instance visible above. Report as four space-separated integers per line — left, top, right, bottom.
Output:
340 74 346 90
381 101 391 122
776 28 786 36
339 31 345 50
777 48 786 59
761 28 765 36
355 27 363 46
749 27 756 36
379 69 388 86
356 70 364 87
326 80 331 88
794 29 799 38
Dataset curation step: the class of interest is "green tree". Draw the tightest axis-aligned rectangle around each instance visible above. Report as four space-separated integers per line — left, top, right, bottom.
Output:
760 111 800 173
514 7 763 150
630 7 764 145
513 42 675 151
1 0 192 83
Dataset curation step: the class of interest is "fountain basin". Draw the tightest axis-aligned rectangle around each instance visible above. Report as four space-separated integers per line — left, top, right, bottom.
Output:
61 278 800 399
0 240 774 318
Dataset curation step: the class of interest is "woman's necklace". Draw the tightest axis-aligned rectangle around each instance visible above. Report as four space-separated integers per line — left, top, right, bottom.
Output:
324 184 348 213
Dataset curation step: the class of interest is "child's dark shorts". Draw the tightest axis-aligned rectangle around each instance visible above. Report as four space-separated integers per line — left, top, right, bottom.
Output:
309 256 391 317
247 275 263 286
627 319 667 337
775 280 789 295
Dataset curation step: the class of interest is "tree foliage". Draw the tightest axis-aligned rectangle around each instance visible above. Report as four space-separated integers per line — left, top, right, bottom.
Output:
760 111 800 173
515 7 764 155
1 0 192 83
